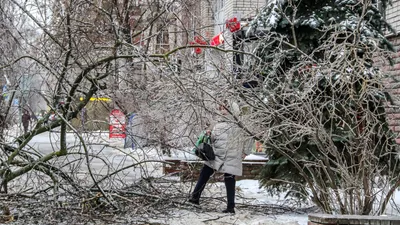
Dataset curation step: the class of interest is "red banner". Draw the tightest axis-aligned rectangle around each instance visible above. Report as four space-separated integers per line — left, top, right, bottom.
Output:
109 109 126 138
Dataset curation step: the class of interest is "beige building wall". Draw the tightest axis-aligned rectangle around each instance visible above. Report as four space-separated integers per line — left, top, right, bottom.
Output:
386 0 400 33
200 0 214 40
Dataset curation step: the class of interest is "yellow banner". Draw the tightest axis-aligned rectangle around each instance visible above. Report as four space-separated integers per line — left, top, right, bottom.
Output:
79 97 111 102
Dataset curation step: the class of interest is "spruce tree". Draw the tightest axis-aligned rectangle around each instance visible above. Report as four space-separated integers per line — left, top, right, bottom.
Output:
246 0 400 214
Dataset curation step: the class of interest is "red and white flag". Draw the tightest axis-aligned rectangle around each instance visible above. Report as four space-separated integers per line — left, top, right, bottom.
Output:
210 32 224 46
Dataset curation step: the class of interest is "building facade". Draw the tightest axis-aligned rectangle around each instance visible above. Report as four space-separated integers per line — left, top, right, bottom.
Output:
383 0 400 142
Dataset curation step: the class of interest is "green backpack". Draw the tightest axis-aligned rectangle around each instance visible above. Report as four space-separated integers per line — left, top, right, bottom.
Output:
193 131 214 160
192 130 211 153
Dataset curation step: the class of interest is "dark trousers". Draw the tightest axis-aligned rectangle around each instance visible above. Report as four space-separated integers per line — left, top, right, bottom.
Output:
23 123 29 134
191 164 236 209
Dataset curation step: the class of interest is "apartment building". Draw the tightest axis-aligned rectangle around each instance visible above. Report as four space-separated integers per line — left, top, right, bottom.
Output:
117 0 400 107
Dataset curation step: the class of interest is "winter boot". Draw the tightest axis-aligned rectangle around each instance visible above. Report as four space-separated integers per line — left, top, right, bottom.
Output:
224 174 236 211
222 208 235 214
188 197 199 205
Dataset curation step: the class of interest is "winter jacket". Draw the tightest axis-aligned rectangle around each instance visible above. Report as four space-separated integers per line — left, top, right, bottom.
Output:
204 121 251 176
22 113 31 126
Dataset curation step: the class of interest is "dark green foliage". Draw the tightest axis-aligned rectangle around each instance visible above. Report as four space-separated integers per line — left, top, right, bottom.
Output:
249 0 400 213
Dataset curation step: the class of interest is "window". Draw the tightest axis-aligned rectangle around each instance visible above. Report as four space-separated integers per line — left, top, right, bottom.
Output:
213 0 225 34
213 0 223 12
156 24 169 53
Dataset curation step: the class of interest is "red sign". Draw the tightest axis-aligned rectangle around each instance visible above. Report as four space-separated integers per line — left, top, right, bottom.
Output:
109 109 126 138
210 32 224 46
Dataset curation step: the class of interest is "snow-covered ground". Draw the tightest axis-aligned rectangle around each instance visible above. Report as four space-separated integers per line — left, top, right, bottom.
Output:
157 147 312 225
5 128 400 224
4 130 310 224
156 179 311 225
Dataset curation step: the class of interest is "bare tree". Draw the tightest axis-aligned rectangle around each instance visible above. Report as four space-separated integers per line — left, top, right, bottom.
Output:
2 0 398 222
0 0 235 223
159 0 400 216
142 0 400 216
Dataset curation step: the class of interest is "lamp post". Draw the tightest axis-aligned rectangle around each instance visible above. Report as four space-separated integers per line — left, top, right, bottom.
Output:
19 74 30 135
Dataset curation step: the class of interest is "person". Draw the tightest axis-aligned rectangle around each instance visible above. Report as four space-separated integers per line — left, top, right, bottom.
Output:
22 110 31 134
49 111 56 121
189 101 251 214
81 107 87 131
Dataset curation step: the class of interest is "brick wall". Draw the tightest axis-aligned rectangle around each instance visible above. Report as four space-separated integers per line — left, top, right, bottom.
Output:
232 0 265 19
382 35 400 143
371 1 400 142
163 159 268 181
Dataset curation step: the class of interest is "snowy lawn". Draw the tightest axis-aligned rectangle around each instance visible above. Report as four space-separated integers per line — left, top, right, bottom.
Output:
4 129 400 224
